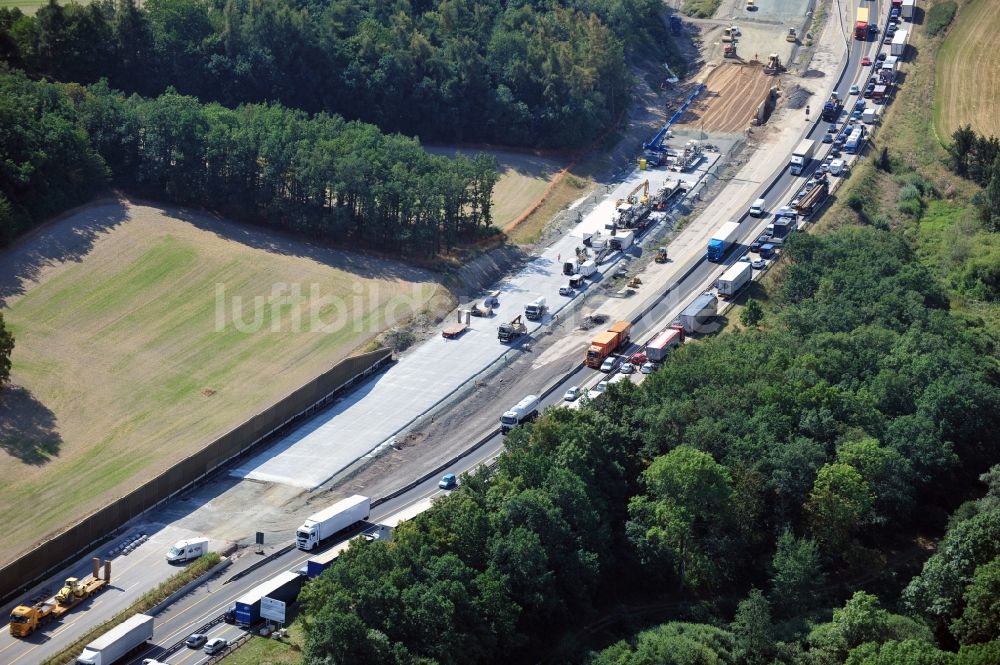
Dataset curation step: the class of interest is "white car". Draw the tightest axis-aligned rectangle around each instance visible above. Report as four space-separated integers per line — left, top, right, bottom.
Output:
600 356 618 373
559 286 574 296
620 363 635 375
850 84 860 95
640 362 657 374
564 386 581 401
204 638 228 655
593 380 609 394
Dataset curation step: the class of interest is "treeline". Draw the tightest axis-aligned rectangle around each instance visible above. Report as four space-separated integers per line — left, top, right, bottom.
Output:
298 226 1000 664
948 125 1000 229
0 0 675 148
594 473 1000 664
0 70 498 255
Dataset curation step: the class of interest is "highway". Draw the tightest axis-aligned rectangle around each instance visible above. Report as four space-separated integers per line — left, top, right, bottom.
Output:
4 4 891 664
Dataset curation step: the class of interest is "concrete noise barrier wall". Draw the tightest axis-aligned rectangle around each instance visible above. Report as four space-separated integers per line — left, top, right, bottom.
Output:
0 348 392 605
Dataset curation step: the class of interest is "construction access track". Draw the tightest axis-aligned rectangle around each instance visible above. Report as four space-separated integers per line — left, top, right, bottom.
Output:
676 62 774 133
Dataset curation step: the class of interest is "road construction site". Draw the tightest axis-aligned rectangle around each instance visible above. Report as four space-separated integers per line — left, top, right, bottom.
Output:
1 0 910 660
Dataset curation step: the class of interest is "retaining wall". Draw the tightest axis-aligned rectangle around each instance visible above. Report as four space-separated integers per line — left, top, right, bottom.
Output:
0 348 392 604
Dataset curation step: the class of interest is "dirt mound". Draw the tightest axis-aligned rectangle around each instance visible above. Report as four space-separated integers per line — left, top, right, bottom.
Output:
676 63 774 133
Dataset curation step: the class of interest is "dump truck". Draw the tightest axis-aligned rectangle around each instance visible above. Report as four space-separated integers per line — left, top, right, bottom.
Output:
855 6 869 40
524 296 547 321
498 315 527 343
500 395 540 434
585 321 631 369
645 325 685 362
295 495 370 551
10 558 112 637
707 221 741 262
75 613 153 665
821 94 843 122
677 293 718 334
789 139 815 175
717 262 752 298
234 571 304 626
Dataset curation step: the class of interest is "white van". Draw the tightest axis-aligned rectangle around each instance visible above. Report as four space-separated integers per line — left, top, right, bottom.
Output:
749 198 766 217
166 537 209 563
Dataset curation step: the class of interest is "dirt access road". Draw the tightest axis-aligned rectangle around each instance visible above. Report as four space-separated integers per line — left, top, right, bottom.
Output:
676 62 774 133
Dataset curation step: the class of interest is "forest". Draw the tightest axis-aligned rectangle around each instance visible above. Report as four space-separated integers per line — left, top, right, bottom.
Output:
0 70 498 255
0 0 674 148
298 225 1000 664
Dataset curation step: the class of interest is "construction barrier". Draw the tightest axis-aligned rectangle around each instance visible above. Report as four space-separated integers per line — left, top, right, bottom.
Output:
0 348 393 605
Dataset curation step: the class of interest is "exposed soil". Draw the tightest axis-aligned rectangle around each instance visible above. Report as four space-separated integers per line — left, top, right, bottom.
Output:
676 62 774 133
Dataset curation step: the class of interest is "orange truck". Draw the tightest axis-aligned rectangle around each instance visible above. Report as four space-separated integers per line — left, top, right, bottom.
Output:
585 321 632 368
9 558 111 637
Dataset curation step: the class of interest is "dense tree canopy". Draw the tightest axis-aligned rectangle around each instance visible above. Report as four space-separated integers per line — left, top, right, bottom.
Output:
0 70 498 255
297 226 1000 663
0 0 676 148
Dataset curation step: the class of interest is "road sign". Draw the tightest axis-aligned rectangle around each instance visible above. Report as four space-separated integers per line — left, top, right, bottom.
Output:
261 596 286 622
255 532 264 545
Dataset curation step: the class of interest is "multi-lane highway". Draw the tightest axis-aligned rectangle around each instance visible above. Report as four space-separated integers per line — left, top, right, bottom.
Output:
5 4 893 663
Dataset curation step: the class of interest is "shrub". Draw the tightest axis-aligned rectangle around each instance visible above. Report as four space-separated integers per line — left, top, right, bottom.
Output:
898 184 923 202
897 198 923 218
926 1 957 37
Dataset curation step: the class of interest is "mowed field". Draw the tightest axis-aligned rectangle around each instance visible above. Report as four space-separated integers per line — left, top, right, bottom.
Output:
425 146 568 229
0 200 440 564
935 0 1000 139
0 0 51 14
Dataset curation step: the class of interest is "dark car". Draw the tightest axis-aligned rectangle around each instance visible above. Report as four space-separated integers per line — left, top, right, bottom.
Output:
877 52 887 62
750 240 763 253
822 132 834 144
185 633 208 649
222 606 236 624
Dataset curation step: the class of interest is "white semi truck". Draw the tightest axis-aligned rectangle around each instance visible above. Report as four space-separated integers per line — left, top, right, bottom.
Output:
789 139 816 176
717 262 752 298
295 495 371 551
500 395 540 434
76 614 153 665
524 297 547 321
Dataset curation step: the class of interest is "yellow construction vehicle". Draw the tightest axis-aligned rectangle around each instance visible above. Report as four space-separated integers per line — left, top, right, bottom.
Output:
616 180 650 208
10 559 111 637
655 247 668 263
786 28 797 42
627 277 642 288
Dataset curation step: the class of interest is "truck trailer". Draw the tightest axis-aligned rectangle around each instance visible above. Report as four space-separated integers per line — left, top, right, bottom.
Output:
789 139 816 175
10 558 112 637
645 325 685 362
306 540 354 579
234 571 304 626
707 221 741 262
794 179 829 217
855 7 869 40
585 321 632 368
500 395 540 434
901 0 914 19
717 262 752 298
165 538 208 563
76 614 153 665
296 495 371 551
891 30 908 56
677 293 718 334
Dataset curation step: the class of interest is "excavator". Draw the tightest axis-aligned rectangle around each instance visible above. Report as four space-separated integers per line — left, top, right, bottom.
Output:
616 180 650 209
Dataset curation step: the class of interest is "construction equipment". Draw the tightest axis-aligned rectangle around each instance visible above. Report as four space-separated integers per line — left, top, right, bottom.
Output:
723 42 738 59
10 559 112 637
763 53 784 75
627 277 642 288
722 26 739 42
614 180 652 229
821 93 844 122
655 247 668 263
786 28 797 43
498 315 527 343
672 141 704 173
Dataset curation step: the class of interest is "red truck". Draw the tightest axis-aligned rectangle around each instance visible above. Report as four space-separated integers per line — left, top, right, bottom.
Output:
585 321 631 368
855 7 870 40
645 325 685 362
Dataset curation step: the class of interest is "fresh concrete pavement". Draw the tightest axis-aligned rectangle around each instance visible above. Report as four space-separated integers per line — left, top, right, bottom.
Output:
3 0 878 657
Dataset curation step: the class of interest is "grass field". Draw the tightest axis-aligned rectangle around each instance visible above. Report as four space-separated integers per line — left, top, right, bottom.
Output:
0 200 440 564
0 0 52 14
934 0 1000 140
